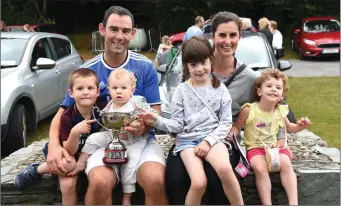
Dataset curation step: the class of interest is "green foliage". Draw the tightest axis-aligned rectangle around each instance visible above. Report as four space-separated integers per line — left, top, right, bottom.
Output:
1 0 36 24
1 0 55 25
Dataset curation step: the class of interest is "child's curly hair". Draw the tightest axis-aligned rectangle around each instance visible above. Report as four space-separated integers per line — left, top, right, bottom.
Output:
255 68 289 102
108 68 137 89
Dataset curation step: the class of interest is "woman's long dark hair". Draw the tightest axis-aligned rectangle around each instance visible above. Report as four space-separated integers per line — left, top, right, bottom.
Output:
181 36 220 88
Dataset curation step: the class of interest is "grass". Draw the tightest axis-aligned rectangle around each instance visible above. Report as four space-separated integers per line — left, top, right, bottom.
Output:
282 36 299 60
287 77 340 148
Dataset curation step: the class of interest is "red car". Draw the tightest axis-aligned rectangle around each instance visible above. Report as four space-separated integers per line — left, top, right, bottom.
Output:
7 24 57 33
169 32 185 47
291 16 340 60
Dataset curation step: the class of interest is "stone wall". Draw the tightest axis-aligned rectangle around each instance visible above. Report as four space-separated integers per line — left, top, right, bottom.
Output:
1 130 340 205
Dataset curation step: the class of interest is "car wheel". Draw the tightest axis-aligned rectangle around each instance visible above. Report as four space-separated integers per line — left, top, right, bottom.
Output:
287 108 297 124
291 40 296 51
2 104 27 155
299 47 305 60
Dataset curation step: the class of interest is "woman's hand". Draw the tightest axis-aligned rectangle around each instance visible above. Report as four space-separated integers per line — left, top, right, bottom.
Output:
194 141 211 158
225 132 235 142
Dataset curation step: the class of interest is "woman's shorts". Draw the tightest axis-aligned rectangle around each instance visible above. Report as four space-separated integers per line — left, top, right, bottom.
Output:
246 147 292 163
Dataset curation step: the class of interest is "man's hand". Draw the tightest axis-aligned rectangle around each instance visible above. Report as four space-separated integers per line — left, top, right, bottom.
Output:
71 119 96 136
194 141 211 158
124 119 145 137
46 145 72 175
67 161 86 177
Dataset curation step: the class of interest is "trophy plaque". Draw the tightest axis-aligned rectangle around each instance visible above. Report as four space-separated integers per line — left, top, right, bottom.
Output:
93 106 132 165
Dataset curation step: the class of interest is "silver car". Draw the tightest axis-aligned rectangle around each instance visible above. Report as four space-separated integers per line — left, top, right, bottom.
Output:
1 32 83 155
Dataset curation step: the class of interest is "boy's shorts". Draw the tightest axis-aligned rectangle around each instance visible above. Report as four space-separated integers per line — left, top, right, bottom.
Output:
42 142 49 159
246 147 292 163
42 142 80 160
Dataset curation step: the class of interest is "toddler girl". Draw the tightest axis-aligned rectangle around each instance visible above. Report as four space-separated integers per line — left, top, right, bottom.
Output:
229 68 312 205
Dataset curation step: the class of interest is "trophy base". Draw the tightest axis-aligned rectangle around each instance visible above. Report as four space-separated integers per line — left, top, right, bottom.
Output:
103 148 128 165
103 157 128 165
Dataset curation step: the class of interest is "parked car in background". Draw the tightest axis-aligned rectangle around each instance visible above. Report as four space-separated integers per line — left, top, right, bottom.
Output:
1 32 83 155
7 24 57 33
156 31 296 123
169 31 185 47
291 16 340 60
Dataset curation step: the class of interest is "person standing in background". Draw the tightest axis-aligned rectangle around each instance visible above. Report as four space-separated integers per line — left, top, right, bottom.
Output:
269 20 284 58
258 17 273 45
183 16 205 41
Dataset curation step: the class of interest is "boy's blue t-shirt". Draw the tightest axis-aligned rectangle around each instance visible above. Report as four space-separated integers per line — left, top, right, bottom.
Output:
61 51 161 138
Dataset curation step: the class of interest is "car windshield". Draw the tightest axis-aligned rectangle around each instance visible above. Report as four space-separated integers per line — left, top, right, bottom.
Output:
1 38 28 68
235 36 271 68
304 20 340 33
8 27 25 32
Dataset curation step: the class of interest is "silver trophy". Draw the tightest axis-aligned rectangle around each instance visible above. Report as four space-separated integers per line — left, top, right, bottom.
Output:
92 106 133 165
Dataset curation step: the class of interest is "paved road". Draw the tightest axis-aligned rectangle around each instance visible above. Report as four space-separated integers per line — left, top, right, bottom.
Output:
283 58 340 77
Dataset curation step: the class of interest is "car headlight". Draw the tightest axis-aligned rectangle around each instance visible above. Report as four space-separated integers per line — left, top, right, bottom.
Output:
303 39 316 46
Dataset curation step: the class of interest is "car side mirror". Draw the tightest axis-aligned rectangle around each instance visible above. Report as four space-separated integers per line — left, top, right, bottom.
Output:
33 58 56 70
156 64 167 73
278 60 292 71
294 28 301 34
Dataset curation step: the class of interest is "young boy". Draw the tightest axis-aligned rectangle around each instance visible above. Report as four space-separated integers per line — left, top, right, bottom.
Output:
14 68 104 205
69 68 156 205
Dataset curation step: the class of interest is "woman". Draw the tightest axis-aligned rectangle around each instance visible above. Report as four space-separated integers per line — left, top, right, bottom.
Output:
165 11 259 205
258 17 273 45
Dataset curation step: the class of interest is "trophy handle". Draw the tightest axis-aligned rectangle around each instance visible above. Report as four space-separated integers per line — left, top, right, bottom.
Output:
92 106 109 130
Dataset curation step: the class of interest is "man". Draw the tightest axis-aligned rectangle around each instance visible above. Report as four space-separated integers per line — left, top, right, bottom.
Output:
269 20 284 58
183 16 205 41
46 6 168 205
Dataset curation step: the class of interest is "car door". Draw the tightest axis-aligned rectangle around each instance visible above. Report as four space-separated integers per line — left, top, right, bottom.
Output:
29 37 63 117
159 49 183 118
49 37 81 97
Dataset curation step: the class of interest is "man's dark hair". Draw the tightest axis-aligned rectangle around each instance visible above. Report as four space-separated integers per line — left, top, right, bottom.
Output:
102 6 134 28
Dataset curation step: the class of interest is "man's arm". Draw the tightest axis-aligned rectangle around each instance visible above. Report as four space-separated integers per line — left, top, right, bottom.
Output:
49 108 64 146
47 107 72 175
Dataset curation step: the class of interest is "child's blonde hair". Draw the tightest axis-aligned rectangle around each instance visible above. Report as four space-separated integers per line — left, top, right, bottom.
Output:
108 68 137 89
255 68 289 101
161 35 172 46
